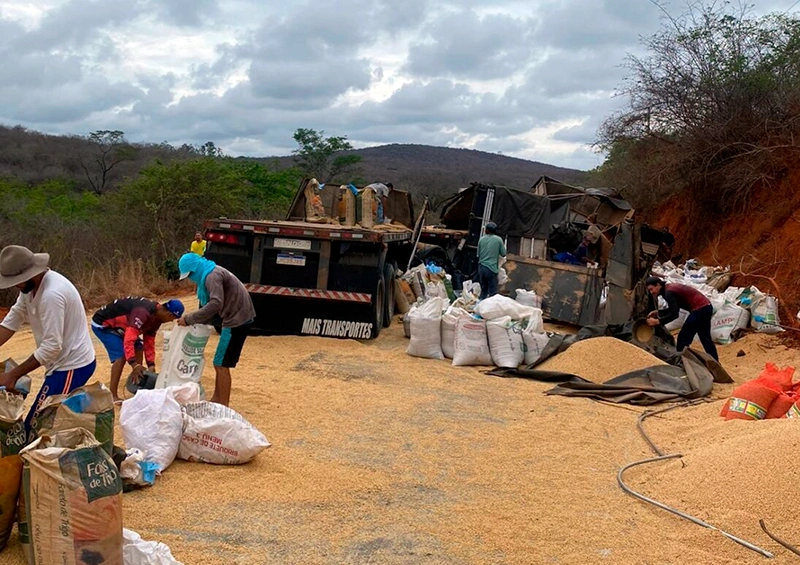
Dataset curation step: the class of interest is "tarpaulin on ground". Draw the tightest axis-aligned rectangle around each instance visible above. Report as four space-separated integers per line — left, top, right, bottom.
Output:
489 324 733 405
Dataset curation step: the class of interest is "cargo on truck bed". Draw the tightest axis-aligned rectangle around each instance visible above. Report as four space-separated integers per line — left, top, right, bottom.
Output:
204 179 415 339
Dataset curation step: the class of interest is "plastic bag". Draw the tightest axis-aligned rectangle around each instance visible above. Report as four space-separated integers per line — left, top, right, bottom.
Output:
452 317 493 367
665 309 689 332
486 316 525 368
156 324 214 389
497 268 509 286
178 402 271 464
515 289 542 309
751 294 782 334
120 387 184 473
406 297 445 360
123 529 184 565
474 295 535 321
120 448 158 489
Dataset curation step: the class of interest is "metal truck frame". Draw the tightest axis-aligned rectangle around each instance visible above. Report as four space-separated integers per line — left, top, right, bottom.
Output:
203 180 415 339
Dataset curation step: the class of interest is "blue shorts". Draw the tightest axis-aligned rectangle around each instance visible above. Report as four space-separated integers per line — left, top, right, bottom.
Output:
25 359 97 434
92 324 142 362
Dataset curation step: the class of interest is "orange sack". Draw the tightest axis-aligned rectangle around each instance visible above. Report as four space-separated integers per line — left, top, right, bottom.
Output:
757 362 795 391
765 393 797 419
723 380 781 421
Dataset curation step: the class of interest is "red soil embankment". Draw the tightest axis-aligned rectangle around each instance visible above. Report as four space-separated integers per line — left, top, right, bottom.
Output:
652 168 800 325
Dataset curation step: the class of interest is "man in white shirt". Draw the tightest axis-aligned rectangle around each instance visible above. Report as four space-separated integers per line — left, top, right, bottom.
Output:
0 245 96 432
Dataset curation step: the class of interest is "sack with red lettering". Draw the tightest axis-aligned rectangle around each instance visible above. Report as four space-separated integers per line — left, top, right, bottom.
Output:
178 402 270 465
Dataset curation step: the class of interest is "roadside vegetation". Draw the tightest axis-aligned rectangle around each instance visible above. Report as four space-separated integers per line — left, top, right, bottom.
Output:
592 1 800 247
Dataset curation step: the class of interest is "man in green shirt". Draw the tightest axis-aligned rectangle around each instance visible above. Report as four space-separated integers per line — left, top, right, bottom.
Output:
477 222 506 299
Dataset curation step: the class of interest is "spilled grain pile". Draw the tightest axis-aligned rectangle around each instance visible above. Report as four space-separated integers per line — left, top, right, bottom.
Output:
631 417 800 554
536 336 667 382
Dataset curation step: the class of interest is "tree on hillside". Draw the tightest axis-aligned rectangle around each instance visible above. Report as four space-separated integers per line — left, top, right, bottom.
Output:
81 130 137 194
597 2 800 215
292 128 361 183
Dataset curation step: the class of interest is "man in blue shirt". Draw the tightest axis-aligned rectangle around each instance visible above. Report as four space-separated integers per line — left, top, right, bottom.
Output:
477 222 506 300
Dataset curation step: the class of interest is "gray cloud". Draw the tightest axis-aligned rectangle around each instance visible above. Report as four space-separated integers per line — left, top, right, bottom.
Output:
405 9 536 80
4 0 797 170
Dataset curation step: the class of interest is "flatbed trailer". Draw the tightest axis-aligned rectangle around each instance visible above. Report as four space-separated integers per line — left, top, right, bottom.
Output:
203 181 415 339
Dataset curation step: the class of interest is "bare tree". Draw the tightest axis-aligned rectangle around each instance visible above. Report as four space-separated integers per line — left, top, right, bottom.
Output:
81 130 137 194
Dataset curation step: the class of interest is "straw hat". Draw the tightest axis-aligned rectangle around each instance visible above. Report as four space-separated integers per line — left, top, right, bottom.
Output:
0 245 50 289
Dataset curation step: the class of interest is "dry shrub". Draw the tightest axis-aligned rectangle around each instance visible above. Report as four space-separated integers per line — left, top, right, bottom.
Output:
74 258 191 309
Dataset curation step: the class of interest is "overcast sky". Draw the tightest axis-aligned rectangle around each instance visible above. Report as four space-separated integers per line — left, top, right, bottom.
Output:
0 0 797 170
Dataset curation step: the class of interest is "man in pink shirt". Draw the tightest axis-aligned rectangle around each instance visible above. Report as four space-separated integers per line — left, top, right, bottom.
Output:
645 276 718 361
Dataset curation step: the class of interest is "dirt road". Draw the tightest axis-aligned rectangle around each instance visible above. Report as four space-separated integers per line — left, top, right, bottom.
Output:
1 302 798 564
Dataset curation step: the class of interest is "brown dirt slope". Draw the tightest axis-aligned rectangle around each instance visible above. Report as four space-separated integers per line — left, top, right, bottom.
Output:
653 167 800 324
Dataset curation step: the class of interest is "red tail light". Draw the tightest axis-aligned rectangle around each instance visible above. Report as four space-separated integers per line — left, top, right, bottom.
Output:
207 231 245 245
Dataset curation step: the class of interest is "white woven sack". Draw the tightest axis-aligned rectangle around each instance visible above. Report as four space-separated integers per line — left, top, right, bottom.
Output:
178 402 271 465
711 302 750 344
441 306 468 359
452 317 493 366
406 297 445 359
120 388 183 472
475 295 535 321
486 316 525 368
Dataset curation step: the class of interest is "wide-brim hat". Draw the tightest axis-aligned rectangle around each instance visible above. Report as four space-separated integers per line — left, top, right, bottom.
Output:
0 246 50 289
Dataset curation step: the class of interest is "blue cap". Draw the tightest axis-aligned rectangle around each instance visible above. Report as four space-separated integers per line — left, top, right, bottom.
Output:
163 299 185 318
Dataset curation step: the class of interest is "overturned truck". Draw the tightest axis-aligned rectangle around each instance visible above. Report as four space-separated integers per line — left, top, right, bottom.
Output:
428 177 667 326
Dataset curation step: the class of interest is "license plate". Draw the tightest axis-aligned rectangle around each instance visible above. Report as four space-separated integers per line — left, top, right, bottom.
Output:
277 253 306 266
274 238 312 250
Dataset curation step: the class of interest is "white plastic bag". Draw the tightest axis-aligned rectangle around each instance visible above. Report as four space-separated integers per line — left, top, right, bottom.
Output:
178 402 270 465
452 317 493 366
486 316 525 368
123 529 183 565
475 295 535 321
524 308 544 334
515 289 542 309
156 324 214 389
497 268 509 286
425 281 448 300
665 309 689 332
120 387 183 472
406 297 445 359
711 302 750 344
752 294 782 334
120 448 158 488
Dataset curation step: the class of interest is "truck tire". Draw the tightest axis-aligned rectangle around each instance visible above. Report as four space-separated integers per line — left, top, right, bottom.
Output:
370 278 384 338
383 263 395 328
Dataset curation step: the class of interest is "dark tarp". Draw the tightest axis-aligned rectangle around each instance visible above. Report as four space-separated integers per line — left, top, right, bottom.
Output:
489 324 733 405
439 183 551 239
489 186 550 239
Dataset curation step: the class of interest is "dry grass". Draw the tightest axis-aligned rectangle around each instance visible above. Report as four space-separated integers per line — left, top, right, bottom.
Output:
73 259 189 309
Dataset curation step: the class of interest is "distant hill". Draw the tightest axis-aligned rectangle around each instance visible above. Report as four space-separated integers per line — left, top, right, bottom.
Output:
268 144 588 207
0 125 588 210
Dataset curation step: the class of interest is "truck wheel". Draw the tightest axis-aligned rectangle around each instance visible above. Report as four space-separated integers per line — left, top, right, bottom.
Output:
371 279 384 338
383 263 395 328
